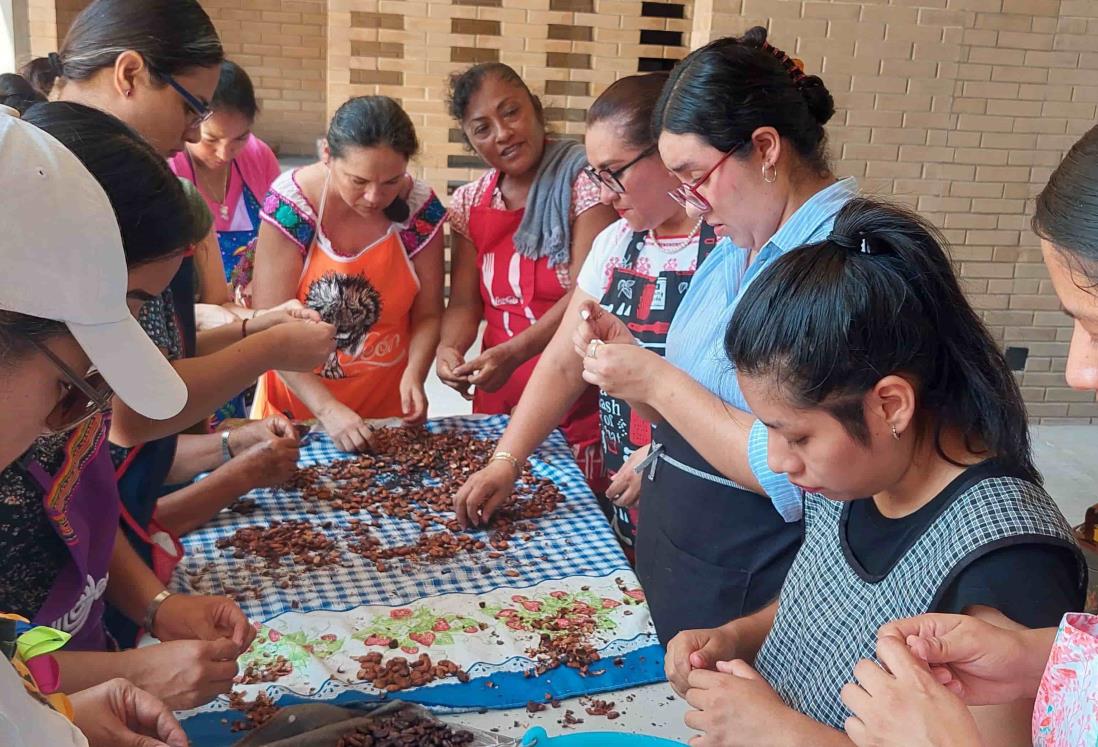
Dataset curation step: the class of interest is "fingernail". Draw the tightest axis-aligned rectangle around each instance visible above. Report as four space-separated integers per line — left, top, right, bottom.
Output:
580 309 591 321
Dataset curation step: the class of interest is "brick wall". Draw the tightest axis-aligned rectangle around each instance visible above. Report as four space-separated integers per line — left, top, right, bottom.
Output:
693 0 1098 422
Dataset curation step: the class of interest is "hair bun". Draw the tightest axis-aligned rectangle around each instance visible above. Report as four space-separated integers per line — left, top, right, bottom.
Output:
741 25 769 48
799 75 835 126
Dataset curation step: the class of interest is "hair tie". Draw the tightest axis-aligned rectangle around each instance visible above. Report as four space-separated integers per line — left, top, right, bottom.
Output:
828 231 872 255
47 52 64 77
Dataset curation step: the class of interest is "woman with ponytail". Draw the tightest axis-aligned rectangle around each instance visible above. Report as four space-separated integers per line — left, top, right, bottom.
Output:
666 198 1084 746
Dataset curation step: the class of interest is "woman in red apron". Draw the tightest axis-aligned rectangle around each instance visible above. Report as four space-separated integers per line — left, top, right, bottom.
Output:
250 96 446 453
0 105 254 711
438 63 616 490
451 74 714 548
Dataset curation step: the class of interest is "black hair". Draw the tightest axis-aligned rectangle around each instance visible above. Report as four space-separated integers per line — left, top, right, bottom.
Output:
587 72 669 149
654 26 835 176
0 313 67 364
327 95 419 223
211 60 259 121
446 62 545 128
0 73 46 115
22 102 207 266
1033 123 1098 285
725 197 1039 483
20 0 223 98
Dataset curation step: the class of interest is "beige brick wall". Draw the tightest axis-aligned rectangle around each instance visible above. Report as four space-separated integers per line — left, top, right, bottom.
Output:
695 0 1098 423
21 0 1098 420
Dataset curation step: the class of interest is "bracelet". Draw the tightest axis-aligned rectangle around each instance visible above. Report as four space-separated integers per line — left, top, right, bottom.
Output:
143 590 173 634
221 429 234 463
490 451 522 477
241 317 249 338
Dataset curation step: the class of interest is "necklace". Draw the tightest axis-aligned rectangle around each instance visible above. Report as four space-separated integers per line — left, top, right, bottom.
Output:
649 217 704 253
189 153 231 219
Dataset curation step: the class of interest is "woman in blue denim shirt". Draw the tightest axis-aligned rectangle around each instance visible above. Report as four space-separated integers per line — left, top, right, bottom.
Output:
572 26 859 643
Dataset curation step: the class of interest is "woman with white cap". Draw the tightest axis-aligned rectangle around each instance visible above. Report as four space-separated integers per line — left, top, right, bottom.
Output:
0 104 312 710
0 111 194 745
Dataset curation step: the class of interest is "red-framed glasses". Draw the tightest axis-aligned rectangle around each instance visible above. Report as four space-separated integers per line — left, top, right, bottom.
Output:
668 143 743 212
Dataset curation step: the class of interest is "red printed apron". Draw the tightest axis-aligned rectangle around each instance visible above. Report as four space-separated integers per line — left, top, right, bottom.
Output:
254 171 420 420
468 171 602 483
27 415 118 651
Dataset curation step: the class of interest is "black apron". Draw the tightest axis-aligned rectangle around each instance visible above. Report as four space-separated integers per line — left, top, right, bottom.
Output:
596 224 717 548
635 421 802 644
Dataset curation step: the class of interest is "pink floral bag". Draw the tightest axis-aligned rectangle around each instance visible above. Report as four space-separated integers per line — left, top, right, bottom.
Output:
1033 613 1098 746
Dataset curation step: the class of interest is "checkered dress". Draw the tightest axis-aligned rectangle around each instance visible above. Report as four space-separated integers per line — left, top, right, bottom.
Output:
754 475 1085 730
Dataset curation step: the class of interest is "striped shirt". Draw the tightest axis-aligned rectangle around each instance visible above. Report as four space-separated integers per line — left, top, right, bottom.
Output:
664 177 859 522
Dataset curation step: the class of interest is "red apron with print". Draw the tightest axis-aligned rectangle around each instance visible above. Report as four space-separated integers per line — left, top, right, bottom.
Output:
254 177 419 420
469 172 602 484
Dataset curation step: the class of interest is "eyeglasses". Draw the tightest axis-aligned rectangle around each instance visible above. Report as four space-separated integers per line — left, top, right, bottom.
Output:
583 145 658 195
30 338 114 433
668 143 743 212
157 71 213 129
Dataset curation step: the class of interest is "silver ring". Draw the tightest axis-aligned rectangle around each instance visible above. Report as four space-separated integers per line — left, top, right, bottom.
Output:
587 339 604 359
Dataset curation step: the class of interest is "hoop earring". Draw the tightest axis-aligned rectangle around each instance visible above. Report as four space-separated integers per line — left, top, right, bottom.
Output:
762 163 777 184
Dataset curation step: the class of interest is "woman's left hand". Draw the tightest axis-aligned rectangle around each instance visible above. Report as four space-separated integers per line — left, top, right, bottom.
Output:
399 372 429 425
150 594 255 652
227 415 297 453
684 660 798 746
581 341 661 405
841 637 982 747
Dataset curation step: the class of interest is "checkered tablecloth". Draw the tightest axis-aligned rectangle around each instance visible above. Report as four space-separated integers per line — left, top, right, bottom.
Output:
172 415 664 744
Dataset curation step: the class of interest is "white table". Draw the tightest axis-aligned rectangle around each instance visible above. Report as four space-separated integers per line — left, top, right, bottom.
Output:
452 682 693 743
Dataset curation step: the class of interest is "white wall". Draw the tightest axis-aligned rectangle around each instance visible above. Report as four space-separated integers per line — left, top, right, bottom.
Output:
0 0 15 73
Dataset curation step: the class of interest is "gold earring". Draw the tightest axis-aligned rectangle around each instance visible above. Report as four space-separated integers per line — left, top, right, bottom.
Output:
762 163 777 183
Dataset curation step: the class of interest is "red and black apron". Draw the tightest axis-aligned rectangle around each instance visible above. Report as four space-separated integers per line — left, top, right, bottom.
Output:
596 224 717 548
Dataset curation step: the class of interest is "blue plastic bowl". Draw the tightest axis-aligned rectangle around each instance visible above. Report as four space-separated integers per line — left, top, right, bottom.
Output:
519 726 684 746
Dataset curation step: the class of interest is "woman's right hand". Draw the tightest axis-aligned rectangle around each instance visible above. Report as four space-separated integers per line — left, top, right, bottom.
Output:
318 401 375 453
125 639 240 710
247 304 322 335
226 435 301 490
877 613 1051 706
572 299 635 358
436 345 473 400
665 625 739 697
70 678 189 747
267 319 337 371
452 458 519 528
607 444 648 507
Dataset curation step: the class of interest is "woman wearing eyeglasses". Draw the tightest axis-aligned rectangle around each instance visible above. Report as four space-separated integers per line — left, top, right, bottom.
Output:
572 28 859 643
0 105 262 716
452 73 715 556
438 63 617 487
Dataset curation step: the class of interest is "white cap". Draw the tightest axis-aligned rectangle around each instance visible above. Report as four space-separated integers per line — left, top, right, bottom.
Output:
0 112 188 420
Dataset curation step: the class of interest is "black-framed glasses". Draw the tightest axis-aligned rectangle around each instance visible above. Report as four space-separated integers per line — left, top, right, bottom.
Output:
157 70 213 129
583 145 658 195
668 143 743 212
30 338 114 433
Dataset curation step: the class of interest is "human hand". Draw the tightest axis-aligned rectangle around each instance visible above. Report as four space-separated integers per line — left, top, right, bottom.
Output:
227 415 296 452
581 340 660 405
665 625 740 697
268 320 337 371
260 298 320 319
226 436 300 490
124 639 241 710
452 458 519 529
194 303 239 332
70 678 189 747
435 345 473 400
877 613 1048 705
150 593 255 651
453 344 522 394
247 303 322 334
571 300 635 357
607 444 648 507
399 371 428 425
841 636 982 747
317 402 375 453
684 660 796 747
